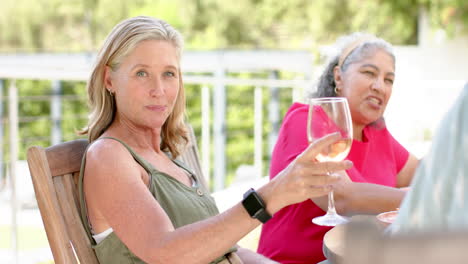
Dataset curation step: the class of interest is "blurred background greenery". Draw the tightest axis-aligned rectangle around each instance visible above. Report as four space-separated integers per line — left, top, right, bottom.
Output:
1 0 467 52
0 0 467 186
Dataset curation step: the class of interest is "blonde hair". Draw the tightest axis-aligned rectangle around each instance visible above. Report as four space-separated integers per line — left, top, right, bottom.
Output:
80 16 188 158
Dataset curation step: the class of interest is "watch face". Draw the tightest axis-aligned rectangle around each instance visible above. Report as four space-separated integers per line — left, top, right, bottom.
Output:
242 189 272 223
243 191 263 216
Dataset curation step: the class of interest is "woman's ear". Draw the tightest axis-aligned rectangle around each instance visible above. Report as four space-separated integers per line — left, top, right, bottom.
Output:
104 66 114 91
333 65 343 88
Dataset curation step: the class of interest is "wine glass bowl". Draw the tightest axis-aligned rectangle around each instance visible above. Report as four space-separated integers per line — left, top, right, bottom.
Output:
315 138 352 162
307 97 353 226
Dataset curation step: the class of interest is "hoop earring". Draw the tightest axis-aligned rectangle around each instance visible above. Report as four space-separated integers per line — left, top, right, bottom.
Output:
334 87 340 95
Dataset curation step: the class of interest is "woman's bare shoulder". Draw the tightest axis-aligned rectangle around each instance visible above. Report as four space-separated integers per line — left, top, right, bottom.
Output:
85 138 138 176
87 138 130 158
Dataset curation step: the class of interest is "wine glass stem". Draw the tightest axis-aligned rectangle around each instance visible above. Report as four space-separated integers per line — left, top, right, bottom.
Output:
327 190 337 215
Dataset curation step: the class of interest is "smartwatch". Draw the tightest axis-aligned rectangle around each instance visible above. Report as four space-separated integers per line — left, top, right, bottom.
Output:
242 188 272 223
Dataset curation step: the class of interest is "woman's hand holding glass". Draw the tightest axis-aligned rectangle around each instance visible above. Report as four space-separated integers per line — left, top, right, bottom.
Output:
258 133 353 216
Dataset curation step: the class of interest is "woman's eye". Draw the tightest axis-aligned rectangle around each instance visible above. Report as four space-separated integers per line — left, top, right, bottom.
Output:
164 71 176 77
363 70 375 76
385 78 394 85
136 71 148 77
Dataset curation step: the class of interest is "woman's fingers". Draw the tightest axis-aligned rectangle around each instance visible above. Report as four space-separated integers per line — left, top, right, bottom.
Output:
289 160 352 198
275 133 355 202
301 173 340 186
307 185 333 197
297 132 341 161
309 160 353 174
292 160 352 179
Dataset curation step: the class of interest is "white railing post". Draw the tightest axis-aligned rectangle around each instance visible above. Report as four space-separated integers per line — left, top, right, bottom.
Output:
0 80 4 183
213 67 226 191
254 86 263 178
292 86 303 103
51 80 62 145
201 85 211 186
8 79 19 264
268 71 280 156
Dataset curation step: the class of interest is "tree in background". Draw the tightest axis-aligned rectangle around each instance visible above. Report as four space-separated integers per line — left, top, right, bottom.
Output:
1 0 467 52
420 0 468 36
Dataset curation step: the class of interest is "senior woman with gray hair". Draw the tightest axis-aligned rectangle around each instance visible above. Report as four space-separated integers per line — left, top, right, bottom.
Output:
77 16 352 264
258 33 419 264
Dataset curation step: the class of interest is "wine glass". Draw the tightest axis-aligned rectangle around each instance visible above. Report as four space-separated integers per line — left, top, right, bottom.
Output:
307 97 353 226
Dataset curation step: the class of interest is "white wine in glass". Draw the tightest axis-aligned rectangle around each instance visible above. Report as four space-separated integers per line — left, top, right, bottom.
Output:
307 97 353 226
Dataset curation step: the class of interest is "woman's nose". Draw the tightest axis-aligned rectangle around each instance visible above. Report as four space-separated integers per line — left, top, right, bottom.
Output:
371 78 384 92
150 78 165 96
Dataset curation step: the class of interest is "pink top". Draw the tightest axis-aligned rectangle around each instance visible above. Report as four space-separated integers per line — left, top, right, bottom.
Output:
257 102 409 264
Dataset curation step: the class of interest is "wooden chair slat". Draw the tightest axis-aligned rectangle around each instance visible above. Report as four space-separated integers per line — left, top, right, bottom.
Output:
27 146 79 264
45 139 88 177
71 172 81 210
54 175 100 264
180 125 208 189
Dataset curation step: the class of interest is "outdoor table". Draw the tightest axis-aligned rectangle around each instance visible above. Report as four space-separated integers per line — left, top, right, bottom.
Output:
323 215 384 264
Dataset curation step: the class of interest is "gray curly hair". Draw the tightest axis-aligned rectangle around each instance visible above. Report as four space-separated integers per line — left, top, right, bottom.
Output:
313 32 395 98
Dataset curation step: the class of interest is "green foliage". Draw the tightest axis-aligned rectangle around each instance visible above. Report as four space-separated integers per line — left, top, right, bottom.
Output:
2 80 87 160
419 0 468 36
17 80 52 159
1 0 467 185
2 0 467 52
61 81 88 141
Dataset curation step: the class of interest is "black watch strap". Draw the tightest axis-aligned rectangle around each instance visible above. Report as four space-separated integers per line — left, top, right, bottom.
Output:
242 188 272 223
254 206 272 223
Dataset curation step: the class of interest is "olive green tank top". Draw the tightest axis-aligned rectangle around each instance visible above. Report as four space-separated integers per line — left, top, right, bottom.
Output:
78 137 236 263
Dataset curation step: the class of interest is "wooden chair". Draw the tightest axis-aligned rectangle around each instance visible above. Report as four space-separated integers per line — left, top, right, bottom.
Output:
27 125 205 264
342 220 468 264
178 125 208 189
27 139 97 264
